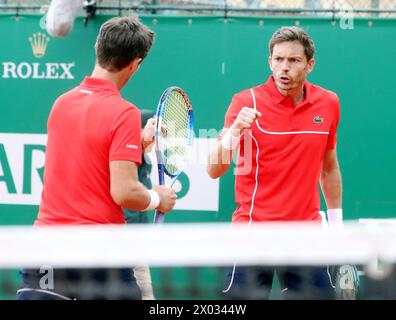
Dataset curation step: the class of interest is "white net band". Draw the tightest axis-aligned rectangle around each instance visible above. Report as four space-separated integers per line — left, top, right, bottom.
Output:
1 220 396 269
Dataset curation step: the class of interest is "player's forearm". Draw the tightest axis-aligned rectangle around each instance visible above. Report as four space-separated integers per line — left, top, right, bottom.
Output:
111 180 152 210
207 142 233 179
320 166 342 209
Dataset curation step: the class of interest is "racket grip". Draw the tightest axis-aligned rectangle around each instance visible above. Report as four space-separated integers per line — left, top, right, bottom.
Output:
154 210 165 224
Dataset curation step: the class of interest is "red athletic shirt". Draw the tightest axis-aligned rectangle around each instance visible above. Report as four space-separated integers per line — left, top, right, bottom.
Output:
35 77 142 225
223 76 340 223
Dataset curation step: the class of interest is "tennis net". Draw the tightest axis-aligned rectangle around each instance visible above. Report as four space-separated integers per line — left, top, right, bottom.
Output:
1 220 396 300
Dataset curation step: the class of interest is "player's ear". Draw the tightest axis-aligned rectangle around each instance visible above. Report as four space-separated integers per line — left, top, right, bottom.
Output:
306 58 315 74
268 55 274 71
131 57 142 72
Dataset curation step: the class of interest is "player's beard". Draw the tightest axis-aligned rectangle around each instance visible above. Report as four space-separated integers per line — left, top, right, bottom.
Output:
274 72 294 91
274 72 305 92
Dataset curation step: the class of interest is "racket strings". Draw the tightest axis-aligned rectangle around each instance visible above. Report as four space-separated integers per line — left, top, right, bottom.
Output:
161 91 191 175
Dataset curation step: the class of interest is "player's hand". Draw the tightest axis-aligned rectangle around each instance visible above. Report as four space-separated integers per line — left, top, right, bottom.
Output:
142 117 156 151
231 107 262 134
153 185 177 213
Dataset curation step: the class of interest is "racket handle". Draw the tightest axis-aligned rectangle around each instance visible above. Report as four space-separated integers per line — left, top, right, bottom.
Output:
154 210 165 224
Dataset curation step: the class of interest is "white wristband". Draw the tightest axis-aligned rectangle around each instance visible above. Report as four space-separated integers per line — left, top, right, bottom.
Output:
327 208 343 227
144 190 160 211
221 127 241 151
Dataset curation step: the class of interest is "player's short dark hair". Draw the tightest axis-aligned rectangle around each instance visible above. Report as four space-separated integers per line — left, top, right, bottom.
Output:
269 26 315 61
96 16 155 72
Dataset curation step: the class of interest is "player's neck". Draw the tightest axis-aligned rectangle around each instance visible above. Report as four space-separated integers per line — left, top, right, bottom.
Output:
278 85 305 105
91 64 124 91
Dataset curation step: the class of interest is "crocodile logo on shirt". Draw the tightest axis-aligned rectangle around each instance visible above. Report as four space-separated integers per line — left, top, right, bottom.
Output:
313 116 324 124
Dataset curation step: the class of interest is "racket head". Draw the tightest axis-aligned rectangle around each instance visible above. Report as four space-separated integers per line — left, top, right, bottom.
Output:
155 86 194 183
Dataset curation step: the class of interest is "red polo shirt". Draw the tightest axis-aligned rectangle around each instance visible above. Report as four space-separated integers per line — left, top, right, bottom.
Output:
224 76 340 223
36 77 142 225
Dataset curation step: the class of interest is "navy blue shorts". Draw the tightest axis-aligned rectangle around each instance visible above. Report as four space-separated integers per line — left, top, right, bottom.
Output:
223 265 335 300
17 268 142 300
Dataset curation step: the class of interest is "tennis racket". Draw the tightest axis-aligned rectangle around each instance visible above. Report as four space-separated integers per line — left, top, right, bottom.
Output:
154 87 194 224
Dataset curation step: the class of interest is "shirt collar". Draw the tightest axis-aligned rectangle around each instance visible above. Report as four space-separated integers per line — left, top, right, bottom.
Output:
266 76 313 105
80 76 120 94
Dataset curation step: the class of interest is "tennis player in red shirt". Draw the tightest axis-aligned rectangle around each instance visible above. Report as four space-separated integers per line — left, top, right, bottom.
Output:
207 26 353 299
17 16 176 300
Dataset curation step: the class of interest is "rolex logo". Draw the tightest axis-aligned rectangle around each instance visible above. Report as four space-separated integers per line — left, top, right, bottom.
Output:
29 32 50 58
